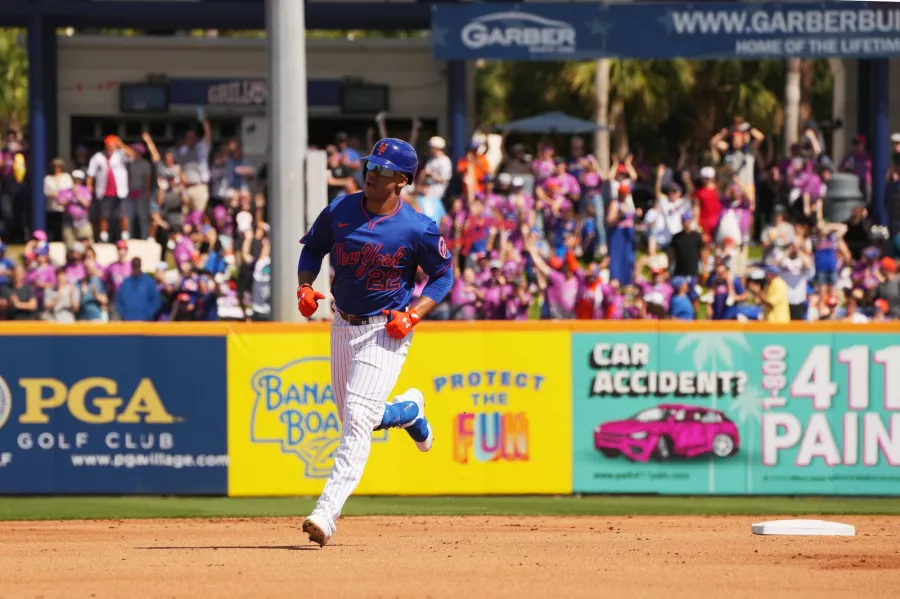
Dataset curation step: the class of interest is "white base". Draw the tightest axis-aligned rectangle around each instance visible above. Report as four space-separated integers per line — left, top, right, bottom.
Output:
751 519 855 536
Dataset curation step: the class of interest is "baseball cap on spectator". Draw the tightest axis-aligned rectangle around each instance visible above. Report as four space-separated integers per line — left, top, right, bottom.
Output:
482 174 494 184
116 240 128 251
881 257 897 274
130 142 146 155
511 176 525 188
615 164 629 177
33 230 47 242
548 256 564 270
156 261 168 272
874 298 889 313
489 259 502 271
892 133 900 144
864 247 880 260
104 135 119 147
682 211 693 221
71 241 85 255
335 132 349 143
773 205 787 217
72 169 85 181
853 134 866 145
469 139 481 150
672 276 690 289
497 173 512 186
664 183 682 195
428 136 446 150
764 265 780 277
700 166 716 180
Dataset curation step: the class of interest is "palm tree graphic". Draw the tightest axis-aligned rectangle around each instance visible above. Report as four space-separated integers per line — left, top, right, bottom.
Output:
727 385 767 494
674 332 751 493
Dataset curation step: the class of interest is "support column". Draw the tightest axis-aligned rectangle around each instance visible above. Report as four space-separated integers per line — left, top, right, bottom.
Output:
44 20 58 161
267 0 308 322
857 59 872 146
871 58 889 227
28 12 49 235
448 60 467 167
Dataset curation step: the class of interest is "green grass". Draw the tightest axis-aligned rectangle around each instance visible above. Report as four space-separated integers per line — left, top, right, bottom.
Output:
0 495 898 522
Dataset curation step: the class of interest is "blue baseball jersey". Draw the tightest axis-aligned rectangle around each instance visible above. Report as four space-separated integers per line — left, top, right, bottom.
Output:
300 192 454 316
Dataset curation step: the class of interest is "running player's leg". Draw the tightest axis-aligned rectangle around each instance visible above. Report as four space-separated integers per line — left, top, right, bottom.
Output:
329 316 353 421
311 325 411 534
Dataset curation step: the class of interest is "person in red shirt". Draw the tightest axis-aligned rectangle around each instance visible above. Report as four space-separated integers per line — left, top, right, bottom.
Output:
693 166 721 239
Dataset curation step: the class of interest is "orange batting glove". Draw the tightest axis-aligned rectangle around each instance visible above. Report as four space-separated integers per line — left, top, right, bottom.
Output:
381 309 420 340
297 284 325 317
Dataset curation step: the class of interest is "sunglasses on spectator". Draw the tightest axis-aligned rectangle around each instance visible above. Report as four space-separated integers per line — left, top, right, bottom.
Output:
366 162 404 179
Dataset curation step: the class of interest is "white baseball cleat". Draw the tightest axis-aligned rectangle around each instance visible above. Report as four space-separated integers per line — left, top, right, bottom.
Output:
302 514 331 547
397 388 433 452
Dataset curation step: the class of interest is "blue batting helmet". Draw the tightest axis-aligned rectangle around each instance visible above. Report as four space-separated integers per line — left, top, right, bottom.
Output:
362 138 418 181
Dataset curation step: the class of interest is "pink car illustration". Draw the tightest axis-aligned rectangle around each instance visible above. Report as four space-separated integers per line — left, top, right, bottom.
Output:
593 404 739 463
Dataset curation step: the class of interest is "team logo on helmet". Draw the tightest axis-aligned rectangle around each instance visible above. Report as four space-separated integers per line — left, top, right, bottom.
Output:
438 236 449 259
376 142 389 155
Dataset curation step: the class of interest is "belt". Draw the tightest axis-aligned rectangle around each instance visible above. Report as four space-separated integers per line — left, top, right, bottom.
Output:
337 309 376 326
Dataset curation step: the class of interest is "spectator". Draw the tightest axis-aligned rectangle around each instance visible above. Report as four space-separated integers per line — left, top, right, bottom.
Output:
78 260 108 322
226 139 255 193
87 135 135 242
0 241 13 287
58 170 94 246
1 264 39 320
335 132 362 188
44 267 81 323
761 206 794 265
669 276 694 320
116 257 160 321
0 131 26 240
325 145 355 203
876 257 899 319
249 240 271 322
177 114 213 214
753 265 790 323
415 136 452 225
43 158 72 241
779 240 814 321
606 183 637 286
125 143 152 240
671 212 703 279
458 141 491 198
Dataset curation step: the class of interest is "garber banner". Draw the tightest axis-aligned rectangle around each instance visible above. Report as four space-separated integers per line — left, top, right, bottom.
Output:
432 2 900 60
0 336 228 495
572 331 900 495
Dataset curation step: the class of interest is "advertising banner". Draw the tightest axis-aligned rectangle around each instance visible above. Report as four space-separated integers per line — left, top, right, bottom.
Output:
432 2 900 60
0 335 228 494
572 330 900 495
227 327 572 496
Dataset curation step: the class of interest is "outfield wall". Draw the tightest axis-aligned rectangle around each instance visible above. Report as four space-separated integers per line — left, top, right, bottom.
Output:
0 322 898 496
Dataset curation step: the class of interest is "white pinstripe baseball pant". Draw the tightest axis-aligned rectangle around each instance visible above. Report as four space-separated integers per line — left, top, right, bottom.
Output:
310 312 412 535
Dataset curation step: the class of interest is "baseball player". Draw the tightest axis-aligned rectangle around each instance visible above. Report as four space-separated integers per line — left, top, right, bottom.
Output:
297 138 454 547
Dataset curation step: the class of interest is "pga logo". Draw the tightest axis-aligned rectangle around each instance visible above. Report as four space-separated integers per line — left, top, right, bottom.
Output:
0 375 10 431
460 11 576 54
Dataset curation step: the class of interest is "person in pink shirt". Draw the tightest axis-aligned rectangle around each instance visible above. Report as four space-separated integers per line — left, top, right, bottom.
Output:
173 224 198 267
636 268 674 319
601 279 625 320
58 170 94 246
839 135 872 196
104 240 133 300
575 264 605 320
505 278 534 320
28 246 57 307
64 243 88 284
531 144 556 184
481 260 512 320
547 158 581 204
526 236 582 319
449 266 482 320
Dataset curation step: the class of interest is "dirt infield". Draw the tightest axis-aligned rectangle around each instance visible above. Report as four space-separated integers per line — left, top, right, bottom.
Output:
1 515 899 598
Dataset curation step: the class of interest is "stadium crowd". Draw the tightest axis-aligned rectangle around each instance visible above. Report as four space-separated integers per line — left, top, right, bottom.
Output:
0 113 899 323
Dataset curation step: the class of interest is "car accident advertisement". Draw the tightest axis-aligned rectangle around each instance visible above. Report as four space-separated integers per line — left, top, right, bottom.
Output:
571 329 900 495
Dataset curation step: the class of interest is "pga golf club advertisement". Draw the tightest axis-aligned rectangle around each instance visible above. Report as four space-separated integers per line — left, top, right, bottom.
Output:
571 332 900 495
